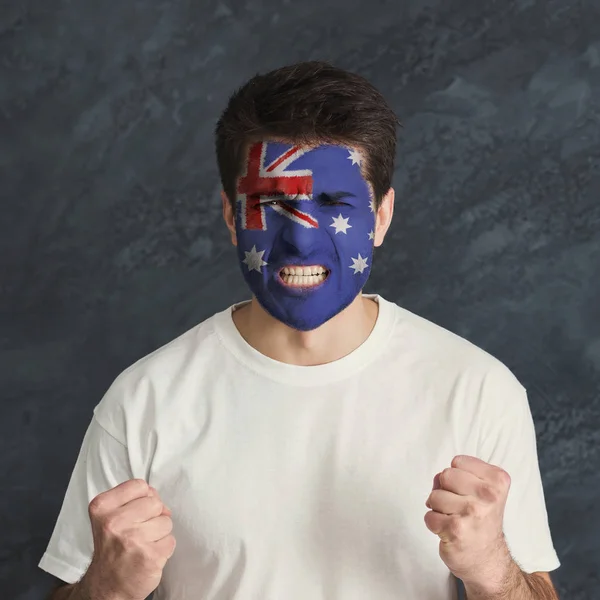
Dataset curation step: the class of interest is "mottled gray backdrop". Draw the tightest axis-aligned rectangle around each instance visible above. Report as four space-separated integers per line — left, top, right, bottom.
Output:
1 0 599 598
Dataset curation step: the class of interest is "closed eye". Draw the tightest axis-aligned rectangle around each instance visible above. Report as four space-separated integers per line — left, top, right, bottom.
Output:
258 195 292 206
259 199 285 206
257 192 354 207
318 192 354 206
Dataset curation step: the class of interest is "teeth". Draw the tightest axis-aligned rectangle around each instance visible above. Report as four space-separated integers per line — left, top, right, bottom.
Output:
282 266 327 276
280 265 328 286
281 272 327 287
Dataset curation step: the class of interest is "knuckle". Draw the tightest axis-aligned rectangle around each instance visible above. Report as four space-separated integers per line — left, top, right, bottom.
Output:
464 499 477 516
497 468 511 487
470 500 487 520
101 516 121 536
439 468 451 486
145 496 161 511
425 511 438 532
88 496 104 515
449 516 463 537
120 529 143 551
478 482 497 503
119 533 135 550
129 478 150 494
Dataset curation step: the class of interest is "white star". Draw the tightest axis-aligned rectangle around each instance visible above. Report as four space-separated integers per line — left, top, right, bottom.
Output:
330 213 352 234
347 149 363 166
349 253 369 274
242 245 267 272
368 230 375 240
369 197 376 213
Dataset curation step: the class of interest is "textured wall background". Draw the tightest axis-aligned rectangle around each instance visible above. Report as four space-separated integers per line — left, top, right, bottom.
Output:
1 0 599 598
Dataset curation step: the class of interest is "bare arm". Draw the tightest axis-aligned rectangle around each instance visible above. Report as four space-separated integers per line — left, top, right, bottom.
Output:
464 564 559 599
48 578 102 600
48 582 78 600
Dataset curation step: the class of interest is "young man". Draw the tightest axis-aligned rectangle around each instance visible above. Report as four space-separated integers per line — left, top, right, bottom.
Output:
41 62 560 600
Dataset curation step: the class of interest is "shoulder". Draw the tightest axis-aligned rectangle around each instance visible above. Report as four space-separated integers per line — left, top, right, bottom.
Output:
381 299 533 451
115 310 222 387
92 306 231 439
382 296 526 400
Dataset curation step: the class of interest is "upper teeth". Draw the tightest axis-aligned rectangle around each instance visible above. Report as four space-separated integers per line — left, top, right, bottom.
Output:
282 266 327 276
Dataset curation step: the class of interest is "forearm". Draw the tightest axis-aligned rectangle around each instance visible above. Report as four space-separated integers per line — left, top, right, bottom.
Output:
464 560 558 600
49 583 79 600
49 577 104 600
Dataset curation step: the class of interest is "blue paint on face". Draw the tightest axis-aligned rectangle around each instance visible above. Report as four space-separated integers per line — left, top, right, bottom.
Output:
235 141 377 331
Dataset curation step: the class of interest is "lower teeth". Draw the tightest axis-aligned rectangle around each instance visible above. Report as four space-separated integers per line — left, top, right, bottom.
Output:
281 274 327 285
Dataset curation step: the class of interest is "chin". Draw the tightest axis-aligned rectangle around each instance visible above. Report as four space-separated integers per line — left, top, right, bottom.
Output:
270 294 360 332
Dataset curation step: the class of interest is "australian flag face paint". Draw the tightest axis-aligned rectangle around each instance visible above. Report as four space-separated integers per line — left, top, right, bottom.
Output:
235 141 376 331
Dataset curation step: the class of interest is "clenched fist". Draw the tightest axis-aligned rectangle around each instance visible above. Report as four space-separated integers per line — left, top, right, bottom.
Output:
82 479 176 600
424 455 513 591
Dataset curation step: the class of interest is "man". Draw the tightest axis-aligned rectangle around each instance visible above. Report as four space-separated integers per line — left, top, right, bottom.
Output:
40 61 560 600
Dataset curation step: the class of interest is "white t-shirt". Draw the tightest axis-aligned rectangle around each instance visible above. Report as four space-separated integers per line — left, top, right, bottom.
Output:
39 295 560 600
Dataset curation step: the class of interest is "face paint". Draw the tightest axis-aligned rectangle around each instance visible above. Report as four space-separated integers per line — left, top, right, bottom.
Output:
234 141 377 331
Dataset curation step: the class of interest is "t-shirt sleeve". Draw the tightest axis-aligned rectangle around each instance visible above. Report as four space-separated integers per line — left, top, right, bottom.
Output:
38 415 134 584
476 365 561 574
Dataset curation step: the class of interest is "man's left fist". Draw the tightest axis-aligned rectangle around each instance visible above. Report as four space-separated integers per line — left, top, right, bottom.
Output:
424 455 513 587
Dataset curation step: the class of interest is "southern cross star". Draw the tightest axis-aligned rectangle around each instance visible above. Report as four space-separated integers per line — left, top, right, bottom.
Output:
347 149 363 166
243 245 268 272
330 214 352 235
349 253 369 274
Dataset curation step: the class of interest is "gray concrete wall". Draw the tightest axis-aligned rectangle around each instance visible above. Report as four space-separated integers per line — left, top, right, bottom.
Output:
1 1 598 598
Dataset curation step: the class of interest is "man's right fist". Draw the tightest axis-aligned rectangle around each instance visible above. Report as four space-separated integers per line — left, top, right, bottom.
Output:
82 479 176 600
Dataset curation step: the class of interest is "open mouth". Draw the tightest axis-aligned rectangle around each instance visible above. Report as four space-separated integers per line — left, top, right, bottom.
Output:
279 265 329 288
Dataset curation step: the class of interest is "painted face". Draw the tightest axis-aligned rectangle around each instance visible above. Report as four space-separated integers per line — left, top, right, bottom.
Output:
234 141 377 331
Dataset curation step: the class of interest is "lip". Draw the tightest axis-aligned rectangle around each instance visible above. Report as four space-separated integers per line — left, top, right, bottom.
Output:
279 263 328 272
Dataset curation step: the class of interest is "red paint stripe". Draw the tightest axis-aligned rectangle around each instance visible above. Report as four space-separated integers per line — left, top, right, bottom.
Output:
266 146 301 172
245 195 265 230
280 203 319 228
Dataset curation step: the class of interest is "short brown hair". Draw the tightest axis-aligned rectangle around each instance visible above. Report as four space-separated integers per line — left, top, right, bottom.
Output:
215 61 400 210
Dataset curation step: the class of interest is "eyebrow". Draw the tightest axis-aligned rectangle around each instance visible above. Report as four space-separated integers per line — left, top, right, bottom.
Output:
319 191 357 200
256 191 358 201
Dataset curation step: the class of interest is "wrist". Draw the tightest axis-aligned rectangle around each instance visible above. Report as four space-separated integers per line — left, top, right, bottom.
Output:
75 570 125 600
462 551 521 599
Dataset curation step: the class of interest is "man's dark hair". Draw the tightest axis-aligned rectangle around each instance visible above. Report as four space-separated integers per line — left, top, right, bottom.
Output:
215 61 400 210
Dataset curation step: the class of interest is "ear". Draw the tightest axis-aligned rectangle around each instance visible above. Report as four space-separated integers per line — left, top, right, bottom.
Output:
221 191 237 246
373 187 394 247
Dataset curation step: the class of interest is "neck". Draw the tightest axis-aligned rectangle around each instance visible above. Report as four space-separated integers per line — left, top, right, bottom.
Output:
232 294 379 366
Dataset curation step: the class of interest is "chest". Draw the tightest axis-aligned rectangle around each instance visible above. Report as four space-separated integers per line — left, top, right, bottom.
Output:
147 383 468 598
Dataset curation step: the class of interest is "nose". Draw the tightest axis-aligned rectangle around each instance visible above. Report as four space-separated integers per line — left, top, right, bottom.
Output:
278 218 320 255
280 203 319 255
